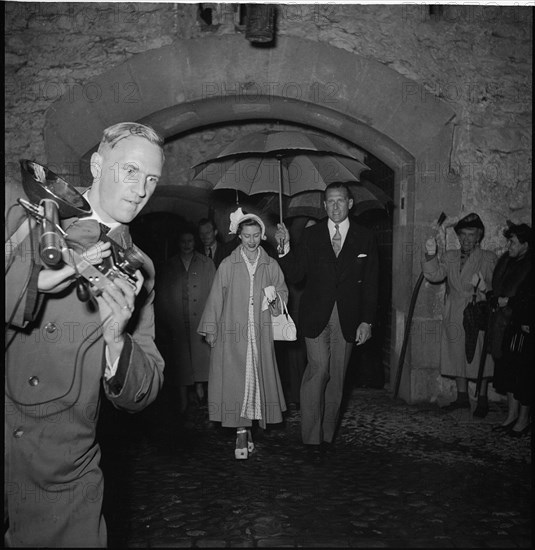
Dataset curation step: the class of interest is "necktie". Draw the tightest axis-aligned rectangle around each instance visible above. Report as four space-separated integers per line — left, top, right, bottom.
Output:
99 223 111 236
207 247 213 259
332 224 341 257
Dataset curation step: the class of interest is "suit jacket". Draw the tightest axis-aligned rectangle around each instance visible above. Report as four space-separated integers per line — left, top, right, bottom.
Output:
199 241 228 269
279 219 379 342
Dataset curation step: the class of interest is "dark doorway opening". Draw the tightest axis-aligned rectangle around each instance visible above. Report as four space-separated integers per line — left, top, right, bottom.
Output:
346 154 394 390
128 146 394 393
130 212 186 269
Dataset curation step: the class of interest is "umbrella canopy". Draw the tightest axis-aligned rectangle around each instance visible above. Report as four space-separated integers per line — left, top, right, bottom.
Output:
283 181 393 219
196 130 367 162
193 154 369 196
192 130 370 222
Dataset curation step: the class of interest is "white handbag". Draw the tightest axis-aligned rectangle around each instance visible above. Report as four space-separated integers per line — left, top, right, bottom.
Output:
271 294 297 341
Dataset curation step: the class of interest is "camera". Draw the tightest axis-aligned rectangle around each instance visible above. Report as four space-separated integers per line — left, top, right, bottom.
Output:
93 233 145 290
16 159 145 299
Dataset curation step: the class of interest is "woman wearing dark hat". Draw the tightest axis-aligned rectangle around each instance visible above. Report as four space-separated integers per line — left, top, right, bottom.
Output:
488 222 532 436
423 213 497 416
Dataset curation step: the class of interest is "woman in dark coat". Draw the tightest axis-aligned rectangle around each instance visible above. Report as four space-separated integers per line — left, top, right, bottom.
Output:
489 222 532 436
155 228 215 416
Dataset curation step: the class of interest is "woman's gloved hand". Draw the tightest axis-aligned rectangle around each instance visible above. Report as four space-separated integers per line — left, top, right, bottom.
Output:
263 285 277 304
470 272 487 292
425 237 437 256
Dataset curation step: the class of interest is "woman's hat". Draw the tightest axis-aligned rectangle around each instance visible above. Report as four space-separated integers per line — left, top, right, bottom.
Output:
229 207 267 240
454 212 485 233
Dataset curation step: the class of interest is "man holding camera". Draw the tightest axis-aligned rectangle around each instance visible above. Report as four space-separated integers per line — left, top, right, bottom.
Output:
5 122 165 547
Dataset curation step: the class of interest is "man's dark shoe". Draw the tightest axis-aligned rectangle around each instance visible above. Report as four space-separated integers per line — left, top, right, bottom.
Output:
320 441 336 454
303 444 324 465
508 424 531 438
491 419 517 432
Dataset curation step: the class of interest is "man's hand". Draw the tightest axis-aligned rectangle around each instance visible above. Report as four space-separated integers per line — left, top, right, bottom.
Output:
355 322 372 346
275 223 290 245
38 241 112 294
94 269 144 364
38 264 76 294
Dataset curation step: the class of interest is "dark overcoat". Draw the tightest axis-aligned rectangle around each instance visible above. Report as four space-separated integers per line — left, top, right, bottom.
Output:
155 252 215 385
488 251 531 358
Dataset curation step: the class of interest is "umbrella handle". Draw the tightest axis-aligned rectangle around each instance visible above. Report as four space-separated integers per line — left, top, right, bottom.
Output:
277 155 285 254
278 155 283 225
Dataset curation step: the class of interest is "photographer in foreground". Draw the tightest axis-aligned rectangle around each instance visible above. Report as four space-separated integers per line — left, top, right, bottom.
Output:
5 122 165 547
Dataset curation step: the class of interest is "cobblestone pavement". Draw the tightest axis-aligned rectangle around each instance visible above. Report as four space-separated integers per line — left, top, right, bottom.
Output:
99 387 531 548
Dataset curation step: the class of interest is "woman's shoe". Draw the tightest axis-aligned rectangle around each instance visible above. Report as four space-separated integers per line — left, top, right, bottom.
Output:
442 398 470 411
246 429 255 453
235 447 248 459
235 429 248 460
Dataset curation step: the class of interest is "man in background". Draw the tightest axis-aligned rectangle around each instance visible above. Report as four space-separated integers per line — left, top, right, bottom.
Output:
198 217 227 268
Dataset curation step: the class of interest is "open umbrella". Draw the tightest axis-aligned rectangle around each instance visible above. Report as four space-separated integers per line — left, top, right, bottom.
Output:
283 180 393 219
192 130 370 224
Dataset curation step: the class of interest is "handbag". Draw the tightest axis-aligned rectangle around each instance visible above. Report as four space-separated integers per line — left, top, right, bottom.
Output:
271 294 297 341
503 324 530 357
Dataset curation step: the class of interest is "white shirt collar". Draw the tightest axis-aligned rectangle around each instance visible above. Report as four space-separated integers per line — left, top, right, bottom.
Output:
82 190 121 232
327 217 350 248
327 217 350 233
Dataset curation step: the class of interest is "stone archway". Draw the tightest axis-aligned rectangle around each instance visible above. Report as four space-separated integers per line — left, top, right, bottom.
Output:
44 35 459 403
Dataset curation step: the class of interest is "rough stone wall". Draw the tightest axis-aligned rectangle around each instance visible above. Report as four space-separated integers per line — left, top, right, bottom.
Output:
5 2 532 250
5 3 194 180
272 3 532 250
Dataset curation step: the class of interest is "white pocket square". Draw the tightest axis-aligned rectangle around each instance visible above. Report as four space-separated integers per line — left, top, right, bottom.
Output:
357 253 367 258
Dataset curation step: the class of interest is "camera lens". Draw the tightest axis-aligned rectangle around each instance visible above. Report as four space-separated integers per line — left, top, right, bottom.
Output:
123 246 144 272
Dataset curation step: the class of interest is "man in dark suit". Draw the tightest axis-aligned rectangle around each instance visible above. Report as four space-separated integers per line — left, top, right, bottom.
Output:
275 182 379 452
198 217 227 268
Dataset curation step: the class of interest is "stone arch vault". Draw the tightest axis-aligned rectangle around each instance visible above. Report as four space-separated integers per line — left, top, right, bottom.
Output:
44 35 461 403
